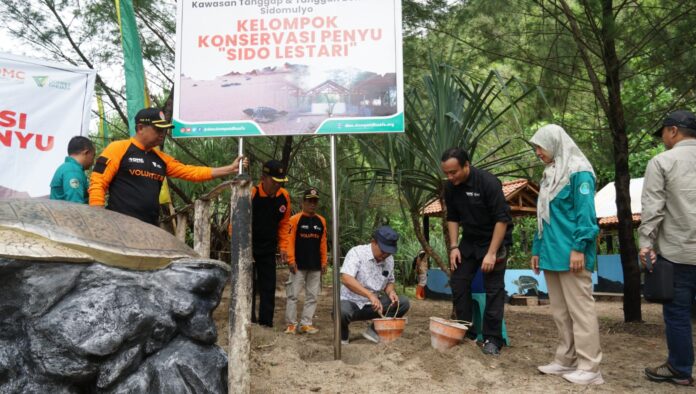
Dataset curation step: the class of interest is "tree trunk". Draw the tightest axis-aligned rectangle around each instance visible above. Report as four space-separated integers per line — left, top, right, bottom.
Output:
194 199 211 258
559 0 642 322
440 195 453 277
281 136 293 171
228 177 253 393
175 212 188 242
601 0 642 322
410 210 448 274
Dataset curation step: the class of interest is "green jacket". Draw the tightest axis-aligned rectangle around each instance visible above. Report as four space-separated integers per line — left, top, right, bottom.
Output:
532 171 599 271
50 156 88 203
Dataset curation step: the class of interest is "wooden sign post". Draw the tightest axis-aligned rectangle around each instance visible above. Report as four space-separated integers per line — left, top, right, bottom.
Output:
228 175 252 394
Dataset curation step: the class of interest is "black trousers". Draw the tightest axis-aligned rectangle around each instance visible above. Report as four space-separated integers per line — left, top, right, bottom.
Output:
450 256 507 346
252 252 276 327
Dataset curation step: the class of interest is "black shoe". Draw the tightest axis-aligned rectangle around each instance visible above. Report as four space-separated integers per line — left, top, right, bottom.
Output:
482 339 500 356
645 362 694 386
465 331 478 341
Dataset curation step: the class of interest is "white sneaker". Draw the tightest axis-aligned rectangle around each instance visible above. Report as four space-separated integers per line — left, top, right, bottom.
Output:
341 339 349 345
562 370 604 385
537 362 576 375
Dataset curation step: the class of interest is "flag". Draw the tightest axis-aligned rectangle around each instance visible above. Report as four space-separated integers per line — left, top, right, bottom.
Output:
115 0 150 136
96 93 109 148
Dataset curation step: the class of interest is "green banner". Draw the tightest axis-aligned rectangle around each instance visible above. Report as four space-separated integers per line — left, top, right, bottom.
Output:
172 113 404 138
115 0 150 136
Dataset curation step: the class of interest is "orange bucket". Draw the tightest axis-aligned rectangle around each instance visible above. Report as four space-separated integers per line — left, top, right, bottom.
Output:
373 317 407 343
429 317 471 351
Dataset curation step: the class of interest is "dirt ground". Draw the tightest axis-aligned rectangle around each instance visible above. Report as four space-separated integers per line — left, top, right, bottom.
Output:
214 271 694 393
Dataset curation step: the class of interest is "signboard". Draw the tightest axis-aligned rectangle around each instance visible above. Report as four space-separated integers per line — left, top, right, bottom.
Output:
0 52 96 198
173 0 404 137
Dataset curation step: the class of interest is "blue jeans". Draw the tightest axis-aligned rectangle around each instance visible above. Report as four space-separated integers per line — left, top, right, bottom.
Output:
663 258 696 377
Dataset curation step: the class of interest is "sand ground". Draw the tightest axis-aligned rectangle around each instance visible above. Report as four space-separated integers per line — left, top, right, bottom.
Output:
213 271 693 393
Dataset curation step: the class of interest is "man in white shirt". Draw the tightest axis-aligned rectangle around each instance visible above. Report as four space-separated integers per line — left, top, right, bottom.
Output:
339 225 410 344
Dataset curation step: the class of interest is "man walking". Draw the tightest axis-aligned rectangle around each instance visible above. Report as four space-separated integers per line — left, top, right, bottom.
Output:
284 187 327 335
50 136 95 203
251 160 292 328
640 110 696 387
441 147 513 355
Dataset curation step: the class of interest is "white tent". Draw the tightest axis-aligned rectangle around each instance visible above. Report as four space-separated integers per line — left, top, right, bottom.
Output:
594 178 644 218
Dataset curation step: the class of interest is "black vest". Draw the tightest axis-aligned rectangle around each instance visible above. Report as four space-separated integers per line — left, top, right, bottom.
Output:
252 186 289 255
294 215 324 271
108 144 166 225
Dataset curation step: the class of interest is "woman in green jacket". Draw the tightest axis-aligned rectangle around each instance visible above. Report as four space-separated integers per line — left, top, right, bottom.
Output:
529 124 603 385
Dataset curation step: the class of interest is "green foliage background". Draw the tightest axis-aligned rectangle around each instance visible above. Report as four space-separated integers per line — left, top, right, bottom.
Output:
2 0 695 289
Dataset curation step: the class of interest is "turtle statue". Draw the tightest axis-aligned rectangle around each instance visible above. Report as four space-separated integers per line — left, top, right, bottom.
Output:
0 198 205 269
0 199 229 393
242 106 288 123
512 275 539 295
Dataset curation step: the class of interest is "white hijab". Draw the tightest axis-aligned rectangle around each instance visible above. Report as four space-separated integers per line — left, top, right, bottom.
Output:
530 124 595 238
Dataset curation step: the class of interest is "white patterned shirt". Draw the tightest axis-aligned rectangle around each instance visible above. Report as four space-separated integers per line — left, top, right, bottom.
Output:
340 244 395 309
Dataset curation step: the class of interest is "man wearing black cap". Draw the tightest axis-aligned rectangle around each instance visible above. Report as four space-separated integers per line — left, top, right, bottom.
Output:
89 108 244 224
284 187 327 335
339 225 410 344
250 159 292 327
441 147 513 356
640 110 696 387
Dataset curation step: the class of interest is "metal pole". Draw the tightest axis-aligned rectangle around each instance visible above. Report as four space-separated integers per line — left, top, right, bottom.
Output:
238 138 244 175
330 135 341 360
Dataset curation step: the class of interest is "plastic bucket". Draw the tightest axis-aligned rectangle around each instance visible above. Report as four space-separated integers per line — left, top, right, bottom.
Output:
429 317 470 351
373 317 407 343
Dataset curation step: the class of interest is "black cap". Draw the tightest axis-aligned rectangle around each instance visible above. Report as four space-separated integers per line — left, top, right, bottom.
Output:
654 110 696 137
262 160 288 183
372 225 399 254
135 108 173 129
303 187 320 200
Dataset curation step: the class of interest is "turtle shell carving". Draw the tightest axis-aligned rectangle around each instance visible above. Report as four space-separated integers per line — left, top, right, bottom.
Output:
0 199 199 270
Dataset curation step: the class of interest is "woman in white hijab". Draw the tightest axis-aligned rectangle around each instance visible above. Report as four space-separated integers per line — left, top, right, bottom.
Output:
529 124 603 385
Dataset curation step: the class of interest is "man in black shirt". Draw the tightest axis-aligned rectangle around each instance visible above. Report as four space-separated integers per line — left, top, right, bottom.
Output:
441 147 513 355
251 160 291 327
